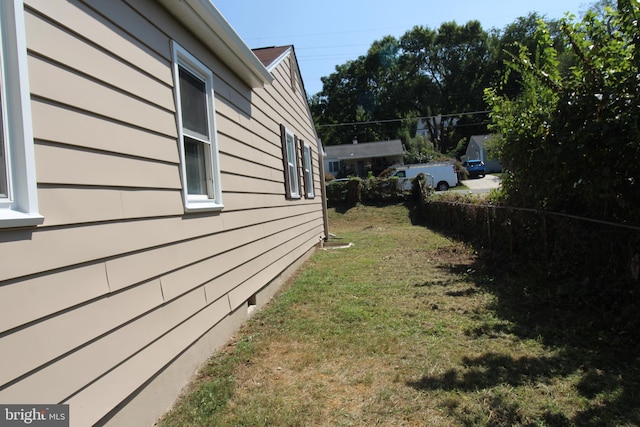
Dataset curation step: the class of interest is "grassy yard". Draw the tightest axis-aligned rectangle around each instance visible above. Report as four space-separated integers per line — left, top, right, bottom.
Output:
158 203 639 426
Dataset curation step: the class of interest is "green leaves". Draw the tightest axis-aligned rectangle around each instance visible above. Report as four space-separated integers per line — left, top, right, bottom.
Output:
311 21 495 151
486 1 640 222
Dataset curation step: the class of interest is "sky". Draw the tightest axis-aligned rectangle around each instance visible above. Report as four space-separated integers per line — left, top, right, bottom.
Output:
213 0 591 96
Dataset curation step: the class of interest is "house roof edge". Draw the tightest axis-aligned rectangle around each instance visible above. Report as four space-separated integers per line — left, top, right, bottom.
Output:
158 0 274 88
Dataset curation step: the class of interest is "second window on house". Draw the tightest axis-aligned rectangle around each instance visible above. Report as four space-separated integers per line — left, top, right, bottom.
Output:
172 42 223 211
281 125 300 199
280 125 315 200
302 142 314 199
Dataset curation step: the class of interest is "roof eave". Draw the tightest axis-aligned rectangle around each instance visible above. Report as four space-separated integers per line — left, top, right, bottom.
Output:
265 46 292 72
158 0 273 88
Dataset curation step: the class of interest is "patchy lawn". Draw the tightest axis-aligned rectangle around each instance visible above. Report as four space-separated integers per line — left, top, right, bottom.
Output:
158 203 640 426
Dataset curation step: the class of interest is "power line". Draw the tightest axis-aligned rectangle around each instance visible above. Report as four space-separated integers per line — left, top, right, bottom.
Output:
435 200 640 232
318 110 491 127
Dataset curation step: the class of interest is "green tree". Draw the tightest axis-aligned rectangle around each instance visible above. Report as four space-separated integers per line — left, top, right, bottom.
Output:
311 21 495 150
485 0 640 223
311 36 403 146
398 21 494 152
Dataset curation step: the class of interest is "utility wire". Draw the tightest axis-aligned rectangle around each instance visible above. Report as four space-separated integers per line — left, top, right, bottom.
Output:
435 200 640 232
318 110 491 127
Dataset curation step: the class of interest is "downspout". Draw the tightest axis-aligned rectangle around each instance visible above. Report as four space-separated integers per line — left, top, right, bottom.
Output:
317 138 330 241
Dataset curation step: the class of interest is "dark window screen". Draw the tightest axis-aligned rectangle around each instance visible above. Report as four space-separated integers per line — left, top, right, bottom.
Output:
179 66 208 138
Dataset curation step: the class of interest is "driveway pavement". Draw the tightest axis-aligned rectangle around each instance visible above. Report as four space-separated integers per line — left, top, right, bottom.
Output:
456 174 501 194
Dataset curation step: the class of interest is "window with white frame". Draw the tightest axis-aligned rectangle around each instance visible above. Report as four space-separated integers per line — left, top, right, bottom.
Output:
301 141 314 198
329 160 340 174
172 41 222 211
0 0 43 228
280 125 300 199
0 113 8 199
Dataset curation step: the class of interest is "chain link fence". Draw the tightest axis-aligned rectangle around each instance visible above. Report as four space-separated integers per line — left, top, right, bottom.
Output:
416 185 640 310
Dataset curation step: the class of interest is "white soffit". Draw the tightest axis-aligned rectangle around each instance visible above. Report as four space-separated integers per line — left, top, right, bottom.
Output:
158 0 273 88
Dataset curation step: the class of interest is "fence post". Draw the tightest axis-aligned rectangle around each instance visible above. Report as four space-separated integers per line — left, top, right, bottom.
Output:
542 212 548 266
485 205 490 249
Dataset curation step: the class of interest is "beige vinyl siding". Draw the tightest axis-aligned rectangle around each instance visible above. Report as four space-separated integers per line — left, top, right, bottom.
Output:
0 280 164 386
0 263 110 333
0 208 317 385
25 10 174 111
0 1 325 426
0 287 206 403
37 187 184 226
35 143 181 188
29 55 176 136
26 0 172 83
104 207 316 294
226 227 322 309
64 295 232 427
31 100 178 163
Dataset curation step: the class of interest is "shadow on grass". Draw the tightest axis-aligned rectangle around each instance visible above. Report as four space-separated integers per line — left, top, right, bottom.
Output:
408 250 640 426
329 199 415 215
409 352 575 392
329 202 356 214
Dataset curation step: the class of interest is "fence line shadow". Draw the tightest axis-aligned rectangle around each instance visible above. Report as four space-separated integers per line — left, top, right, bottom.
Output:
410 202 640 425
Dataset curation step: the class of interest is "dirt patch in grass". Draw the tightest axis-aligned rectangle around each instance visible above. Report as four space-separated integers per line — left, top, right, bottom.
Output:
158 203 640 427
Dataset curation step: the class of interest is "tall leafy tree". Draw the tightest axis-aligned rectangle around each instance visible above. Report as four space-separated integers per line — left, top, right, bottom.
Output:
310 37 403 146
311 21 495 150
492 13 575 99
398 21 494 152
485 0 640 223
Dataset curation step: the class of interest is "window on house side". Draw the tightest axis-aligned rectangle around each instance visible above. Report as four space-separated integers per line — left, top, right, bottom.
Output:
172 42 223 211
281 125 300 199
302 142 314 198
329 161 340 174
0 103 8 198
0 0 43 228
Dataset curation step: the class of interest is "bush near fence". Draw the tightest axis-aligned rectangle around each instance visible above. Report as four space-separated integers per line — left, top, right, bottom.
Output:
417 191 640 328
326 176 412 206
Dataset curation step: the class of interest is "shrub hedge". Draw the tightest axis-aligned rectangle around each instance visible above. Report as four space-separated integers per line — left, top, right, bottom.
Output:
326 176 413 206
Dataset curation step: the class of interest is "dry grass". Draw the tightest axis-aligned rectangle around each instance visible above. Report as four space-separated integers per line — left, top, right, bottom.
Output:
158 203 639 426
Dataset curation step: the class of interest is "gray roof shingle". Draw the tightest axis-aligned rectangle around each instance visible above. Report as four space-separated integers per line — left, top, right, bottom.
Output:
324 139 404 160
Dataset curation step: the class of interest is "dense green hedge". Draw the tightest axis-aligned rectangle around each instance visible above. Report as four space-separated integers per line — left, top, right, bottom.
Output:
326 177 412 206
485 4 640 230
471 4 640 333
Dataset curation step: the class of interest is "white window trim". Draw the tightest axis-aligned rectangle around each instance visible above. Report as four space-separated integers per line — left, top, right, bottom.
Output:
0 0 43 228
171 41 223 212
284 127 300 199
302 142 314 198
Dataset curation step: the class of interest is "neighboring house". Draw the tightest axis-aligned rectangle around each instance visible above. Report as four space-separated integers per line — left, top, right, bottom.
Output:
462 134 503 173
323 139 404 178
0 1 326 426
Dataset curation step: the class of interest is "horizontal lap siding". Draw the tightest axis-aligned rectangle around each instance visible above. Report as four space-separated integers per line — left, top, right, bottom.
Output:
0 1 325 426
26 0 172 83
0 287 207 404
31 100 178 163
37 187 184 226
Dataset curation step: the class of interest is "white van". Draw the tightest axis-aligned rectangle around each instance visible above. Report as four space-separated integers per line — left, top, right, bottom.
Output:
390 162 458 191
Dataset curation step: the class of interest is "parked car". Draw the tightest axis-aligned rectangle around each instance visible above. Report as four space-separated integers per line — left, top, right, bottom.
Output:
462 159 486 178
389 162 458 191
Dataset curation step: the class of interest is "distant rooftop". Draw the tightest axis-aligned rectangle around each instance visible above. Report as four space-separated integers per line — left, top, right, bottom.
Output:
324 139 404 160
